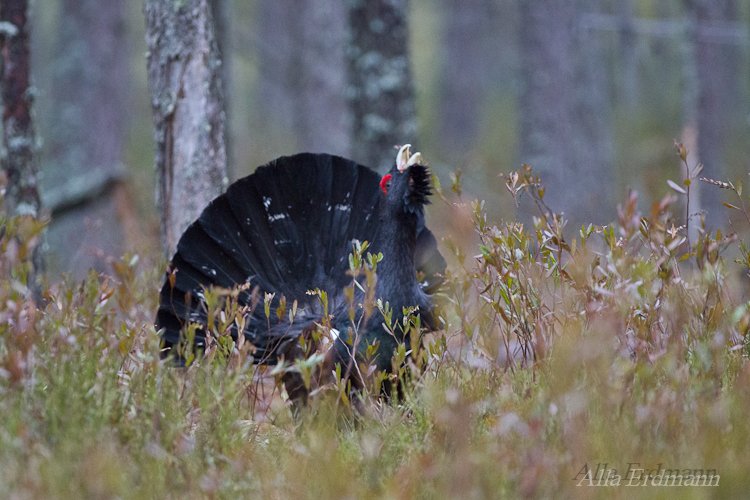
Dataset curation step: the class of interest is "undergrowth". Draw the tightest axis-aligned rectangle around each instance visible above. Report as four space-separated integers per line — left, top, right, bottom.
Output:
1 146 749 498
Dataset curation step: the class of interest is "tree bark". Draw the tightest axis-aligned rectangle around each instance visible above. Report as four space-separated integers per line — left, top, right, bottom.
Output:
254 0 296 148
347 0 416 170
0 0 41 219
519 0 578 220
577 0 615 209
255 0 350 156
692 0 740 227
0 0 43 290
296 1 350 155
437 0 495 160
518 0 614 226
42 0 130 278
145 0 229 257
616 0 639 107
209 0 232 176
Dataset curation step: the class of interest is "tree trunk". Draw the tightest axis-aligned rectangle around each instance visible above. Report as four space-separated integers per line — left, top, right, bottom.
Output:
209 0 232 176
519 0 578 220
347 0 416 170
616 0 639 107
679 4 701 241
145 0 229 257
518 0 614 226
254 0 349 156
693 0 740 227
437 0 495 160
576 0 615 209
296 1 350 156
42 0 130 278
254 0 296 149
0 0 41 219
0 0 43 292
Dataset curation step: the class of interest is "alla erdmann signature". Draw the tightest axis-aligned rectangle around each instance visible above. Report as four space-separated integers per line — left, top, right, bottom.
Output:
574 462 719 487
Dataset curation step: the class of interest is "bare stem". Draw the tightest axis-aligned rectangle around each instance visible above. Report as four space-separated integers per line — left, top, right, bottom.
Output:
683 156 691 253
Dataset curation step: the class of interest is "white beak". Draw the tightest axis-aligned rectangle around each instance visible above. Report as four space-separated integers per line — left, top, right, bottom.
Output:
396 144 422 172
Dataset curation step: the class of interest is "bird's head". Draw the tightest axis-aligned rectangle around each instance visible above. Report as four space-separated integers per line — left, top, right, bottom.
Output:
379 144 432 216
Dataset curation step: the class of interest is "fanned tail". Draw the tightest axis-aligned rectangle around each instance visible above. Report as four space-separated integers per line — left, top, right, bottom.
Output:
156 153 444 364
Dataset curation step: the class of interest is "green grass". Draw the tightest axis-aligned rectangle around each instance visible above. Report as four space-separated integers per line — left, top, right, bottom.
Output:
2 159 750 499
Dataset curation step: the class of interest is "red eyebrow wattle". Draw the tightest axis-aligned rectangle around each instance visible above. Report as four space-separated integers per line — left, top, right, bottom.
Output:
379 173 392 194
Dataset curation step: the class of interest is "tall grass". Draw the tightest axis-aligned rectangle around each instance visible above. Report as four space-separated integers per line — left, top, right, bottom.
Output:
1 152 749 498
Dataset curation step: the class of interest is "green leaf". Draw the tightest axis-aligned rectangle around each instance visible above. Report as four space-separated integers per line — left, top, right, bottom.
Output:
723 202 740 211
667 179 686 194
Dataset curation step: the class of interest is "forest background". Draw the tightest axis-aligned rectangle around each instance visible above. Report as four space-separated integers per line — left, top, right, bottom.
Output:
1 1 750 497
18 0 749 276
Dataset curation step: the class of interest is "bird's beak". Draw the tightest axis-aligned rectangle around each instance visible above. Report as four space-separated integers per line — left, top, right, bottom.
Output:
396 144 422 172
407 152 422 167
396 144 411 172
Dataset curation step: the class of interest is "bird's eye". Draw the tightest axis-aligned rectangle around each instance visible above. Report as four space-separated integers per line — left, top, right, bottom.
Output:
379 173 393 194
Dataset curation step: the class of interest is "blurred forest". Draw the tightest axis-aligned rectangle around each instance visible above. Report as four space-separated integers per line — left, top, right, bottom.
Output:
8 0 750 277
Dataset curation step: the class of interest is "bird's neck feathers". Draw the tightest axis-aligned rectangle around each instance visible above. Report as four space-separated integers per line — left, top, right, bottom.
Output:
375 208 420 305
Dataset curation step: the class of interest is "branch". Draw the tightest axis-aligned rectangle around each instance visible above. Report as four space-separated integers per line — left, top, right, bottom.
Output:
42 165 127 216
580 13 750 45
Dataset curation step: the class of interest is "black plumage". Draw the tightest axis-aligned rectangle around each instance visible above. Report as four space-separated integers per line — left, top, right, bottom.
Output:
156 151 444 401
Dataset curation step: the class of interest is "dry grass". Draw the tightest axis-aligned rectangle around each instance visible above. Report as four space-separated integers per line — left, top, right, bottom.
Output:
1 153 749 498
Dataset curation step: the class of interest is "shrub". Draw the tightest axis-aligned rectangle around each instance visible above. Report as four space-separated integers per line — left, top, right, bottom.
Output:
1 147 749 497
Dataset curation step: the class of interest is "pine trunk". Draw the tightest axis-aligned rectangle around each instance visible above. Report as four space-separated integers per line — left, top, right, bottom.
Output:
0 0 44 288
145 0 228 257
0 0 41 219
347 0 416 170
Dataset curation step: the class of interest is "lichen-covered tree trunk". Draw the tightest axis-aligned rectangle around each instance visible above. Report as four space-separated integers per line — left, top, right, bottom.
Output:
518 0 613 226
0 0 41 219
255 0 349 156
42 0 130 277
347 0 416 169
0 0 43 290
145 0 228 257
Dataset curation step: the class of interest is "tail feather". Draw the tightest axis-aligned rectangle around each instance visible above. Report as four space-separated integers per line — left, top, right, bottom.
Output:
196 195 269 289
224 177 291 292
175 223 251 292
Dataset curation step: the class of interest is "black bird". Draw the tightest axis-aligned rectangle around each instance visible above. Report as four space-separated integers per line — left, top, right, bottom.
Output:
156 145 445 404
